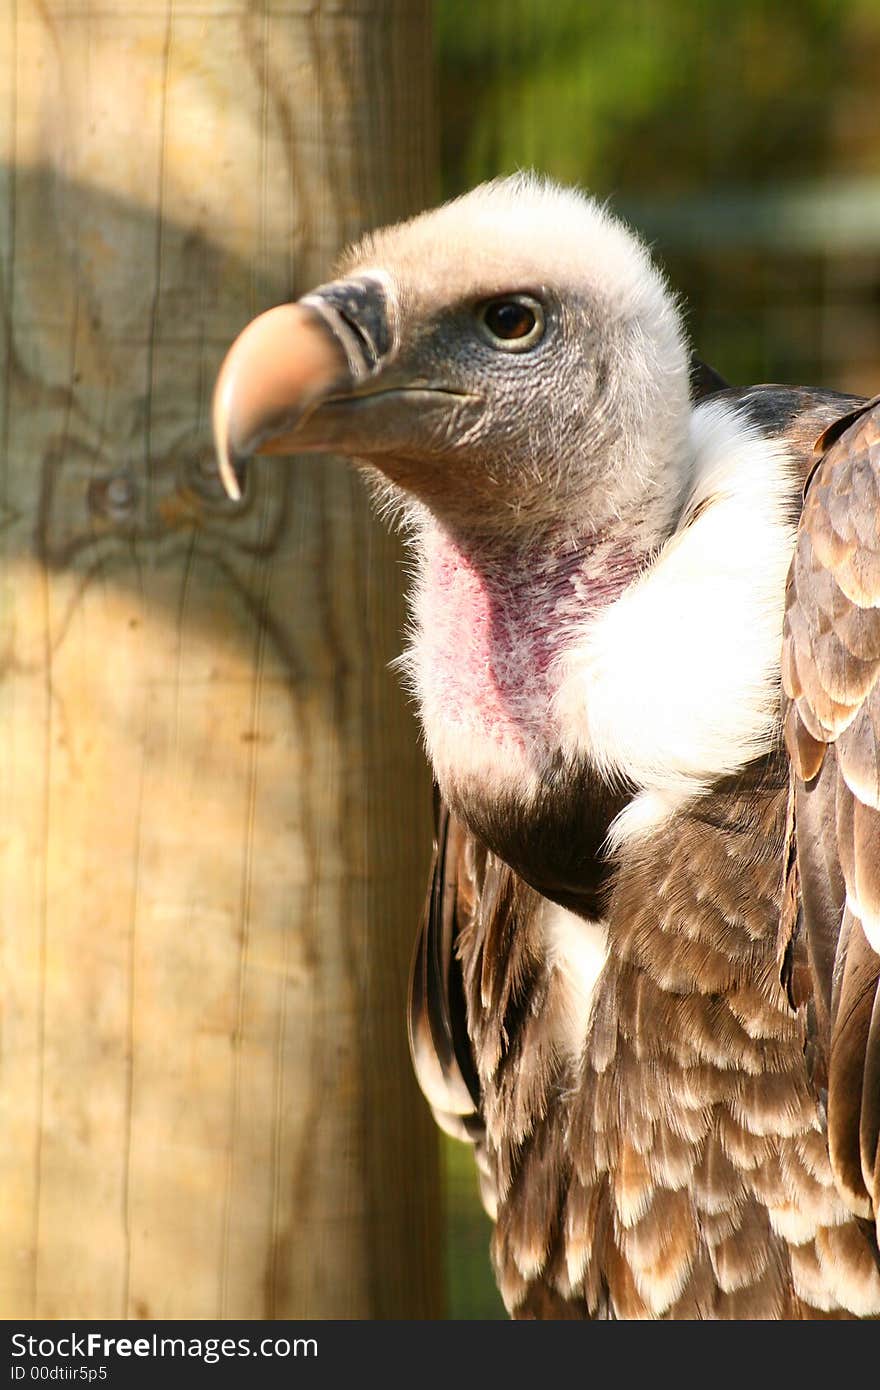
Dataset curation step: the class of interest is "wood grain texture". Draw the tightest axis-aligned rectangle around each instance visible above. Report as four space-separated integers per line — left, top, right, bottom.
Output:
0 0 440 1319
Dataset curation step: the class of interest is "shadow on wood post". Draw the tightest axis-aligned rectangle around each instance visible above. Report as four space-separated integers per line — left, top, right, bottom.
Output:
0 0 442 1319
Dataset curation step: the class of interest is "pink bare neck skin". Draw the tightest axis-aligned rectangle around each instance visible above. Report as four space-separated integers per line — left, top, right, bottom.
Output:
417 521 646 763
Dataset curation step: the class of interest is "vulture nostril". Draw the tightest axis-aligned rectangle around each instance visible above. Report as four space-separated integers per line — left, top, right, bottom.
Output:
304 278 393 377
334 305 380 373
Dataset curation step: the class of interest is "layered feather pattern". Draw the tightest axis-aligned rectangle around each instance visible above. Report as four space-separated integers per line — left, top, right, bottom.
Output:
414 774 880 1317
782 396 880 1236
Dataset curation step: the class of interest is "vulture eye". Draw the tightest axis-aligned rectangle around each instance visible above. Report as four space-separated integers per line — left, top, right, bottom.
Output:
477 295 545 351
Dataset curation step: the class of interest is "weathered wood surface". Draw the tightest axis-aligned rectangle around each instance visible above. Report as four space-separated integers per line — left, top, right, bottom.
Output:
0 0 441 1319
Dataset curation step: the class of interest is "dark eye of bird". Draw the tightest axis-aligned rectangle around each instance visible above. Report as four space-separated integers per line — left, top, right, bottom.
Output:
477 295 545 351
485 300 534 338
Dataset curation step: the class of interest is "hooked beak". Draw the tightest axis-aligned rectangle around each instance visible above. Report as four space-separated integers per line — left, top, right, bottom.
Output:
211 278 394 501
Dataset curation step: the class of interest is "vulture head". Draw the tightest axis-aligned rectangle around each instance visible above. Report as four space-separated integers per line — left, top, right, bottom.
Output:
214 175 691 547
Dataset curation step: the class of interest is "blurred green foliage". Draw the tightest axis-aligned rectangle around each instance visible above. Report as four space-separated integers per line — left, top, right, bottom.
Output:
442 1138 505 1319
437 0 880 196
434 0 880 1319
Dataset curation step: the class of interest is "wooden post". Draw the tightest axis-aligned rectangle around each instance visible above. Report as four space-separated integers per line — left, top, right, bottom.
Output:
0 0 441 1319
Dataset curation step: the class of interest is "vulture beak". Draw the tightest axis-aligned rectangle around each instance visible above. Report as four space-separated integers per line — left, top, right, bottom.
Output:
211 278 395 501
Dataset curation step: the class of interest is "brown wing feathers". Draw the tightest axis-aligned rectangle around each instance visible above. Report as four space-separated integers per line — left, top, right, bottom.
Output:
782 395 880 1230
408 792 580 1265
407 789 482 1140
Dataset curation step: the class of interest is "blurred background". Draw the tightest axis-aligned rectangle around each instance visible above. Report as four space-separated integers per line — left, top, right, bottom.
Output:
435 0 880 1317
0 0 878 1324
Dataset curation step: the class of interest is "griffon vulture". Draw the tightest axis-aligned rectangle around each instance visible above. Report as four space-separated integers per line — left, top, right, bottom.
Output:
213 176 880 1319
